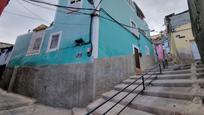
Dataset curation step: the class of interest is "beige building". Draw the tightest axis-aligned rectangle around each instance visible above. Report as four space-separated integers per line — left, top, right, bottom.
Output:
165 11 201 64
170 23 200 63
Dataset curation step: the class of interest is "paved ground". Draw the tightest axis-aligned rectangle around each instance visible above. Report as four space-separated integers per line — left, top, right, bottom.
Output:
0 89 72 115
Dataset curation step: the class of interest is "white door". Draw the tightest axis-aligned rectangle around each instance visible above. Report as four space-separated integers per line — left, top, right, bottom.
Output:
191 41 201 60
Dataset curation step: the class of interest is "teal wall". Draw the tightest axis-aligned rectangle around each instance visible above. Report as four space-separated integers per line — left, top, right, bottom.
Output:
98 0 154 58
8 27 92 67
8 0 94 67
98 12 139 58
8 0 155 67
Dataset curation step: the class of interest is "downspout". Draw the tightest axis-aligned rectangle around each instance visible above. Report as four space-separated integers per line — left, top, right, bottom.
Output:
90 0 100 101
91 0 100 59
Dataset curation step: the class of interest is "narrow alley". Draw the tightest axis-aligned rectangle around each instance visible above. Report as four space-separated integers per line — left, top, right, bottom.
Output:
1 0 204 115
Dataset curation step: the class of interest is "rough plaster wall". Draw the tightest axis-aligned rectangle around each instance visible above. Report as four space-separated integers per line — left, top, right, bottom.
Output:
177 48 194 64
10 64 94 108
0 68 13 90
93 55 136 98
0 55 136 108
188 0 204 62
140 56 155 70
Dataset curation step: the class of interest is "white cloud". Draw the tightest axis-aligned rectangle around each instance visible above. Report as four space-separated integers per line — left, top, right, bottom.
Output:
134 0 188 33
0 0 188 44
0 0 58 44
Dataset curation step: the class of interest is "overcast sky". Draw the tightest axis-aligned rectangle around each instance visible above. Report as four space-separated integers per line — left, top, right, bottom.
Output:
0 0 188 44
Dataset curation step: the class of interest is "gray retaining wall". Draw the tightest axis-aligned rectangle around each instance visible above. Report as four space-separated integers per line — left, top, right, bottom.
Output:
0 55 137 108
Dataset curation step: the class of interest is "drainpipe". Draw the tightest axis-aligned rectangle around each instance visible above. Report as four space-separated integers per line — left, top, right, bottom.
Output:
90 0 100 102
91 0 100 59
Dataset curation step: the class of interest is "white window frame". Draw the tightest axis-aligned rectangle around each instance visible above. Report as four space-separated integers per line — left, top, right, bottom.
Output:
26 31 45 56
130 18 139 37
145 45 150 56
47 31 62 53
132 44 140 54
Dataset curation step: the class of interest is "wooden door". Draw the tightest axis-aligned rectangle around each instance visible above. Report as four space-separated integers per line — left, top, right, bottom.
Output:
134 48 141 69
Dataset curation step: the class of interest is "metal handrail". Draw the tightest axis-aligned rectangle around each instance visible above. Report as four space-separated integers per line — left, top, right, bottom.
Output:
86 64 162 115
117 71 159 115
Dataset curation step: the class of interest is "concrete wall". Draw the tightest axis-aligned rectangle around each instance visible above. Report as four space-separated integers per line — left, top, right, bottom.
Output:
188 0 204 62
8 64 94 108
0 55 135 108
140 55 155 70
0 68 13 90
93 55 135 98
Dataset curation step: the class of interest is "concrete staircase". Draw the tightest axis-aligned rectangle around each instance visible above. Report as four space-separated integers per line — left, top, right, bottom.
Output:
86 64 204 115
0 89 72 115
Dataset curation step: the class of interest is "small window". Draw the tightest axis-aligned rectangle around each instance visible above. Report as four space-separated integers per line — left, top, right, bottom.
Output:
145 46 150 56
33 38 42 50
27 31 44 56
47 32 62 52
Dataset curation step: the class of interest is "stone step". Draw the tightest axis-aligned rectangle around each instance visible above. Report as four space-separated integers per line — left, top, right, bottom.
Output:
123 79 204 87
197 68 204 73
0 104 72 115
130 74 191 80
197 73 204 79
0 89 36 111
144 69 191 76
87 98 154 115
129 75 157 80
165 64 191 69
102 90 204 115
114 84 202 100
163 66 191 71
0 105 35 115
72 108 87 115
197 64 204 68
161 69 191 74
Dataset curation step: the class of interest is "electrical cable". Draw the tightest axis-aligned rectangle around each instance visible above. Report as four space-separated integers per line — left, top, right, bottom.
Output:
22 0 98 11
19 0 150 37
4 11 48 22
20 0 148 32
21 0 148 32
22 0 92 16
95 0 104 9
15 0 49 23
3 11 91 26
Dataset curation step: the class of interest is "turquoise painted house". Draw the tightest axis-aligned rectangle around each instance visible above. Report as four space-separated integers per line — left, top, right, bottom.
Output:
3 0 156 108
8 0 155 68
